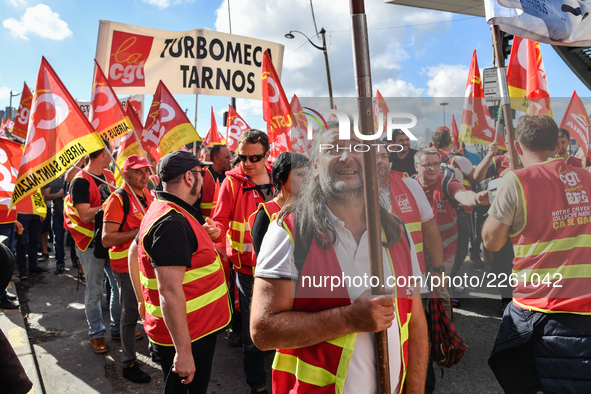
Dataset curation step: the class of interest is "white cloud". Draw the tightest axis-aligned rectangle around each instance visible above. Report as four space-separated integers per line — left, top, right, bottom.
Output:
424 64 469 97
374 78 424 97
3 4 72 40
0 87 10 100
141 0 193 9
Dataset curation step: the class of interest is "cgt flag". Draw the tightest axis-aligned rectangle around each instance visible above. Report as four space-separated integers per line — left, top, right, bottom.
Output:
0 138 24 218
507 36 529 113
115 104 147 186
11 57 104 208
202 107 225 147
460 50 507 149
89 59 133 141
289 94 313 156
525 39 552 116
142 80 201 161
560 90 590 160
373 89 389 136
226 104 249 152
12 82 33 141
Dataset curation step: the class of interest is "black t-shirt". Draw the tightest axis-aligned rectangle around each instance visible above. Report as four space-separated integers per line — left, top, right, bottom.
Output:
42 177 65 216
142 192 199 268
389 148 418 176
251 208 271 259
70 174 112 206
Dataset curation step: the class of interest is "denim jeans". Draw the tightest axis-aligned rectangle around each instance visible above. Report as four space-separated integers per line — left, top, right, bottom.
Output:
15 214 41 275
51 214 65 265
236 272 266 390
0 222 15 252
113 271 139 366
77 246 121 338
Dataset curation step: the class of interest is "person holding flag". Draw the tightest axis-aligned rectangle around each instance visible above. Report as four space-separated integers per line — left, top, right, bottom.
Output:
64 143 121 354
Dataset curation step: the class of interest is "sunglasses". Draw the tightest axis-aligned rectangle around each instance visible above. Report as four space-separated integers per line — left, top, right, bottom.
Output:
237 153 266 163
189 170 206 177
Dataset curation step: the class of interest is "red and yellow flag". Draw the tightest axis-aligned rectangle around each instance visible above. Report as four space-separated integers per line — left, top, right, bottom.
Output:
90 60 133 141
289 94 313 156
507 36 529 113
0 138 23 219
115 105 147 186
11 57 104 207
142 80 200 161
559 90 589 160
373 89 389 136
262 50 293 160
202 107 226 147
226 104 250 152
451 114 461 152
459 50 506 149
526 40 552 116
11 82 33 141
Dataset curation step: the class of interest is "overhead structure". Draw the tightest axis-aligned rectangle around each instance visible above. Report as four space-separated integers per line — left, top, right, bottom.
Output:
384 0 591 90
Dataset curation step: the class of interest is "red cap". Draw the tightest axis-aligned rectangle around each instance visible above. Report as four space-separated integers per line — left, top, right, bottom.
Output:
123 155 152 171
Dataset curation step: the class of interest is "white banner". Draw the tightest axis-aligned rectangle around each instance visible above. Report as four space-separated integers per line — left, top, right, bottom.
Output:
95 20 284 100
485 0 591 46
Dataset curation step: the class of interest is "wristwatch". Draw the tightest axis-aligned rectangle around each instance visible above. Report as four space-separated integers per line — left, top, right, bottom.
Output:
432 266 445 273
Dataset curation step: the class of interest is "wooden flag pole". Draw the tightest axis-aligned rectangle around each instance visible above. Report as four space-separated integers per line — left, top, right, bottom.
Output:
129 126 156 177
492 25 519 170
349 1 390 393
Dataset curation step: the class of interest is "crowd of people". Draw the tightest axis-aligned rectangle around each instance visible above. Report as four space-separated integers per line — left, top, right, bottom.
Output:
2 115 591 393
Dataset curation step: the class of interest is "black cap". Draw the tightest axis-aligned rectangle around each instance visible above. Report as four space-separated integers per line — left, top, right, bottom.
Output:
157 151 212 182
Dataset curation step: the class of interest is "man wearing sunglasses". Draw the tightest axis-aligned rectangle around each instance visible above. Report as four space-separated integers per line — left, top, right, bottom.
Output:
206 129 273 394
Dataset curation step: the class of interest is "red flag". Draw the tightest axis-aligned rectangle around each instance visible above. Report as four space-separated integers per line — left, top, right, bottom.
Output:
289 94 313 155
459 50 506 149
142 80 201 161
11 57 104 207
262 51 293 159
4 119 14 133
0 138 24 213
451 114 461 152
11 83 33 140
373 89 389 136
226 104 250 152
507 36 529 113
526 40 552 116
89 60 133 142
559 90 589 160
115 105 147 186
0 119 7 138
202 107 225 147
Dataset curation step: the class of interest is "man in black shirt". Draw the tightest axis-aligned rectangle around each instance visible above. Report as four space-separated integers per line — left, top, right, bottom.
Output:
42 176 65 274
388 129 418 176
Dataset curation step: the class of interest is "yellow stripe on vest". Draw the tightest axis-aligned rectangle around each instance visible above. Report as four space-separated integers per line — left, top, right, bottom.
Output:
109 249 129 260
513 263 591 283
406 222 421 232
145 282 228 318
140 259 223 290
513 234 591 258
273 352 336 388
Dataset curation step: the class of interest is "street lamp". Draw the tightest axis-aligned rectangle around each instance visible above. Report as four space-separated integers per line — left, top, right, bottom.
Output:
285 28 334 109
440 102 448 127
8 90 21 120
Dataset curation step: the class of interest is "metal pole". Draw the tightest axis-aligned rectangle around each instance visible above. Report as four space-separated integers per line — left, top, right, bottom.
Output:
349 1 390 393
492 25 519 170
320 29 334 109
193 94 199 156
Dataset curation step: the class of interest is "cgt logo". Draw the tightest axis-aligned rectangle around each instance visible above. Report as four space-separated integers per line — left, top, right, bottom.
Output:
560 171 581 187
108 30 154 87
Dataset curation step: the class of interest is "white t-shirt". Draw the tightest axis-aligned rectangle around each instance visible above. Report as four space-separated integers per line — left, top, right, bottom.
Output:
255 212 422 393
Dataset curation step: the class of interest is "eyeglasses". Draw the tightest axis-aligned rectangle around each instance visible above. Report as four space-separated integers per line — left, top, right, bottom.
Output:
189 170 206 177
237 153 266 163
417 162 441 169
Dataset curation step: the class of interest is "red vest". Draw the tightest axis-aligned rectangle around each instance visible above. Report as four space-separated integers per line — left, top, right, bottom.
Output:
138 198 231 346
388 171 425 273
566 155 584 168
212 163 273 275
64 170 115 251
200 167 220 218
107 185 154 273
0 206 17 224
510 159 591 313
429 174 458 260
272 214 414 393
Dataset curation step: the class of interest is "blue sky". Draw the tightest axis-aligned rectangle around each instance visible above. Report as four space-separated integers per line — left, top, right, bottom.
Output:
0 0 588 138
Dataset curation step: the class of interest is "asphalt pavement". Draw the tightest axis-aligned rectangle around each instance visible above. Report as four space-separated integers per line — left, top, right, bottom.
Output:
1 251 505 393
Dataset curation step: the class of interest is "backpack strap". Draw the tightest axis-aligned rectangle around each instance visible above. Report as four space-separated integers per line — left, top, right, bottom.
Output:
114 187 131 231
440 167 460 208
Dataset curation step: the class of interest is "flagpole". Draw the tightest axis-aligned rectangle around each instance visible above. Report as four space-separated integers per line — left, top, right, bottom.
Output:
350 1 390 393
129 126 156 177
193 94 199 156
99 139 147 215
492 25 519 170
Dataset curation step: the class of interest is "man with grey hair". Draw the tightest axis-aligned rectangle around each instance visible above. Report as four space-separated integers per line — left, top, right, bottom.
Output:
414 148 489 315
251 122 428 393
